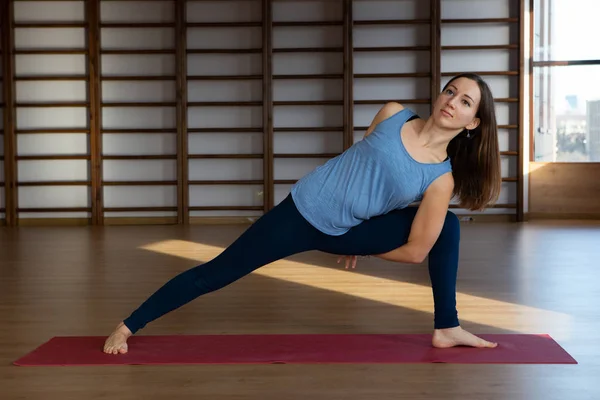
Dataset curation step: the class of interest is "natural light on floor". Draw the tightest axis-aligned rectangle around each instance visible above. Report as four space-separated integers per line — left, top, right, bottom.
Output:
140 239 572 339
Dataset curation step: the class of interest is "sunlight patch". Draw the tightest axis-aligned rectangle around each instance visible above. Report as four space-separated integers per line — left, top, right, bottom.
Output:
140 239 572 339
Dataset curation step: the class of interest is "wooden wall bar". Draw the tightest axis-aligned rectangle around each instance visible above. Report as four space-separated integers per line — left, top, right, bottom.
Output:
262 0 273 212
342 0 353 151
1 2 5 224
87 0 102 225
1 0 16 226
518 0 525 222
0 0 527 225
430 0 440 110
175 0 188 224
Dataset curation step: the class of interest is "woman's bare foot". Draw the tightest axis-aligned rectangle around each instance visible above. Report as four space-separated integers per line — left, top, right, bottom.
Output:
432 326 497 349
103 322 132 354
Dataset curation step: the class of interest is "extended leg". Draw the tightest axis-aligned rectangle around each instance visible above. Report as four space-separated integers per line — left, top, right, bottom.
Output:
104 195 321 354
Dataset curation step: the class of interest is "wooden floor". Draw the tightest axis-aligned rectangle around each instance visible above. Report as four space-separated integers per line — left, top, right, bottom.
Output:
1 219 599 400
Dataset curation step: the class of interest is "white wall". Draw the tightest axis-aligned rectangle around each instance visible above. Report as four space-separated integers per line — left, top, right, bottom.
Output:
187 0 263 217
13 0 89 219
100 0 178 218
5 0 524 221
272 0 344 208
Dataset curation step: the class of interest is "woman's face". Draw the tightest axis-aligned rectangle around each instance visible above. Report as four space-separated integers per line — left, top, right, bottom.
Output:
434 77 482 131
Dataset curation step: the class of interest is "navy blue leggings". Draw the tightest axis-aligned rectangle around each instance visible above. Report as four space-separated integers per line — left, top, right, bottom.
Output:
123 194 460 333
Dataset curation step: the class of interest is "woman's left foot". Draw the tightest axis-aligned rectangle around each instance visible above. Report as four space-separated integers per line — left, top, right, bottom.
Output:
103 322 132 354
432 326 497 348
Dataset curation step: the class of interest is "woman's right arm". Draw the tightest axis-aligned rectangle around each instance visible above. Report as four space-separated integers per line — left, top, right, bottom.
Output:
373 173 455 264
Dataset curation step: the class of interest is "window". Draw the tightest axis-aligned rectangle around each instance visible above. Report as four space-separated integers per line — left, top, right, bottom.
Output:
532 0 600 162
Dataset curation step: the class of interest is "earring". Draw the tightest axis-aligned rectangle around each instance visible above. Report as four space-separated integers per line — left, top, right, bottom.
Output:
466 130 471 138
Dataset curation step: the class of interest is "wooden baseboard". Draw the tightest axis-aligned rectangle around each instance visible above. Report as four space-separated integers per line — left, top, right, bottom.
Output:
103 217 256 225
8 216 255 226
527 212 600 220
103 217 178 226
17 218 91 226
455 214 517 223
189 216 256 225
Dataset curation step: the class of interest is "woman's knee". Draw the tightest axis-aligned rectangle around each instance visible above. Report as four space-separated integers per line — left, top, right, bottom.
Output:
439 211 460 242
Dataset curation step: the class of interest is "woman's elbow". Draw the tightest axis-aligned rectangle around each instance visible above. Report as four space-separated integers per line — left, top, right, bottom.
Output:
408 245 429 264
410 252 428 264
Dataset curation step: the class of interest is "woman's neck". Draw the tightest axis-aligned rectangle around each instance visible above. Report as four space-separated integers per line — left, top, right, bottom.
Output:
415 118 460 158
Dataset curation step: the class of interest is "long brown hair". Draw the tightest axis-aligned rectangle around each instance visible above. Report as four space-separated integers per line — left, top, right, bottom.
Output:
444 73 501 211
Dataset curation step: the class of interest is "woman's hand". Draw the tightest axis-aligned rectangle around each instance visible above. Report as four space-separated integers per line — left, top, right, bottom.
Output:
337 255 358 269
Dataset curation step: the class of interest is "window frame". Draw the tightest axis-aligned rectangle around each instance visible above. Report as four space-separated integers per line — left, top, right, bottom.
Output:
529 0 600 162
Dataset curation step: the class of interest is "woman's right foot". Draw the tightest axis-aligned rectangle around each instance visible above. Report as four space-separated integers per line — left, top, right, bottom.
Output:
103 322 132 354
432 326 497 349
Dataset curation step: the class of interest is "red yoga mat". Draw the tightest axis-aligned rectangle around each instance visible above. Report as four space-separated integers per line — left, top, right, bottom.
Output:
13 333 577 366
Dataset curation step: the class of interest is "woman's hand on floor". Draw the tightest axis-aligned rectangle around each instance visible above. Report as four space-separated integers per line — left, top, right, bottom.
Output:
337 255 358 269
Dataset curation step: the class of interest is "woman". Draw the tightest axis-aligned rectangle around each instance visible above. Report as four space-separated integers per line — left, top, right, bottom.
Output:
104 73 502 354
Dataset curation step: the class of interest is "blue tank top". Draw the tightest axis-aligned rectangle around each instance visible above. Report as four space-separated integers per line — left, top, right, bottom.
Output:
290 108 452 236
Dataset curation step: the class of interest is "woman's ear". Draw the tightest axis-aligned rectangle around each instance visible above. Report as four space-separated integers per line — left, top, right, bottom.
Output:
466 117 480 131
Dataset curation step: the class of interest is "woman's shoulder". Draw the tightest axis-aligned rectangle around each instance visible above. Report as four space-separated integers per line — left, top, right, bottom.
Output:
367 102 410 131
376 102 406 122
425 172 454 196
363 102 413 139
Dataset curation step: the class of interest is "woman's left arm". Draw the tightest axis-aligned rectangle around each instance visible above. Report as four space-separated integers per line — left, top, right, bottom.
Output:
374 173 454 264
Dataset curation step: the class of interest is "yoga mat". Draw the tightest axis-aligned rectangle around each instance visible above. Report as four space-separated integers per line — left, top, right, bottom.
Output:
13 333 577 366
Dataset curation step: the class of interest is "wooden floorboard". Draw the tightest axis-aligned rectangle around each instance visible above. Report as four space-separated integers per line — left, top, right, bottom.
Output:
1 220 599 399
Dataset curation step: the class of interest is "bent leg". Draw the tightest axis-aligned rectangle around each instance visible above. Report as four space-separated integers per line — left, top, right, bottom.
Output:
427 212 460 329
315 207 416 256
122 194 320 334
316 207 461 329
